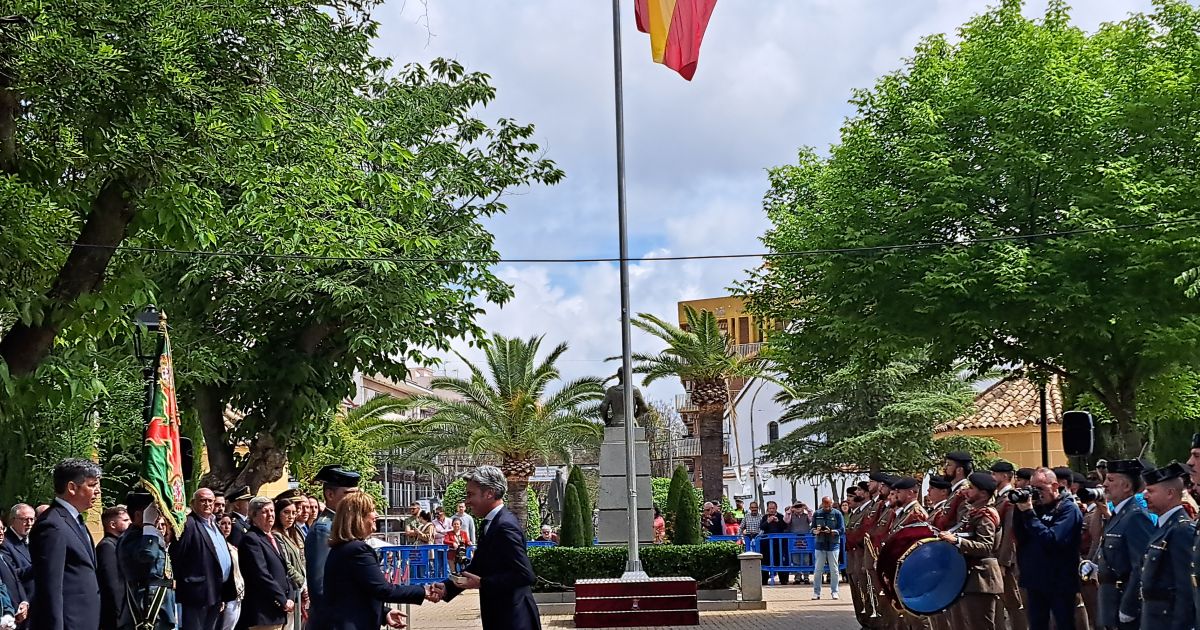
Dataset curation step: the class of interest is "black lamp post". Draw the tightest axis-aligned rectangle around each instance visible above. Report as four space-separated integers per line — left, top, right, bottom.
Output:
132 305 163 424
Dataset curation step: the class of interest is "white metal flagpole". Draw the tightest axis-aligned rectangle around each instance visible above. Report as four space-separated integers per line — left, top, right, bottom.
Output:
611 0 644 578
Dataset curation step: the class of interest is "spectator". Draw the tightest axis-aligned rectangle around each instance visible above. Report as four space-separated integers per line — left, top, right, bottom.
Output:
431 506 452 545
238 496 292 630
534 526 557 543
31 458 103 630
96 505 130 630
839 500 850 515
741 501 763 538
272 493 306 630
293 499 309 538
412 512 435 545
216 515 244 630
810 496 844 600
759 501 790 585
0 528 28 630
1 505 34 604
652 508 665 544
1014 467 1083 630
402 503 422 544
444 518 471 573
722 512 740 536
453 503 476 544
171 488 236 630
786 502 813 584
212 492 227 519
305 498 320 529
733 499 745 520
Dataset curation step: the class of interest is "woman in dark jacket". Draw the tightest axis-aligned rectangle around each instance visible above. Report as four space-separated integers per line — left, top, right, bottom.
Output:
237 497 292 630
318 492 425 630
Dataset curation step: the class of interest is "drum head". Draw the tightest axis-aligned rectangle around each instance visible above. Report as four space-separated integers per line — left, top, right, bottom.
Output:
895 538 968 615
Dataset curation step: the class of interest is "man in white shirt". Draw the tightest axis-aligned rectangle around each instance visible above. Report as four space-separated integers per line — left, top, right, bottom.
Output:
454 503 476 544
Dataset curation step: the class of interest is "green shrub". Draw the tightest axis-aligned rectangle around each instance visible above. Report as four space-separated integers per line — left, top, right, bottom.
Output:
566 465 593 545
664 465 691 541
673 481 702 545
442 478 467 513
529 543 740 592
526 486 542 540
559 483 587 547
652 476 672 509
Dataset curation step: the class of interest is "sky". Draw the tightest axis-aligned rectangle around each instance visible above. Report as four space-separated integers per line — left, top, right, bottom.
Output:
374 0 1158 402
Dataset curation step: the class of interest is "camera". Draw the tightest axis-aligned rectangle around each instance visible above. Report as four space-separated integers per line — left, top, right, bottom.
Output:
1077 487 1105 503
1008 487 1042 504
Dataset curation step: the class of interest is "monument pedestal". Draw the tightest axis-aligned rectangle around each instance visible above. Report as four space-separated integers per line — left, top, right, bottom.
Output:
597 427 654 546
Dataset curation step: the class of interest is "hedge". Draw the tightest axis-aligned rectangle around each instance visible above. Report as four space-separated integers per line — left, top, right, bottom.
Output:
528 543 741 592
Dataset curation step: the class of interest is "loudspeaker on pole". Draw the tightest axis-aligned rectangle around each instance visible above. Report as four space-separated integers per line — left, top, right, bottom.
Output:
1061 410 1094 457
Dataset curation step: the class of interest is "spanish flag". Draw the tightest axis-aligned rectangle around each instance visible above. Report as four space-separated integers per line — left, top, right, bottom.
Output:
635 0 718 81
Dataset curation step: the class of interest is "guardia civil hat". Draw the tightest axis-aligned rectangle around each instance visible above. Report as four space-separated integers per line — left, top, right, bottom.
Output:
1141 461 1190 486
313 465 361 488
228 485 253 501
124 491 154 512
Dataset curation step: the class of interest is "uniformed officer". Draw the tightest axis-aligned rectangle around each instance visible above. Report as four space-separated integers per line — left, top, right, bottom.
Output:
1186 434 1200 630
117 492 176 630
304 464 361 622
924 476 954 630
939 472 1003 630
1094 458 1154 630
854 473 892 629
845 481 875 629
937 451 973 531
883 477 929 630
225 485 252 546
865 474 900 629
1137 462 1195 630
990 460 1026 630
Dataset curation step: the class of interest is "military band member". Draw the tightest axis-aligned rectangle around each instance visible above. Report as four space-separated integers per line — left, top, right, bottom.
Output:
1137 462 1195 630
1095 459 1154 630
939 473 1003 630
117 492 176 630
936 451 973 531
866 475 900 629
884 477 929 630
846 481 876 629
924 476 954 630
989 460 1026 630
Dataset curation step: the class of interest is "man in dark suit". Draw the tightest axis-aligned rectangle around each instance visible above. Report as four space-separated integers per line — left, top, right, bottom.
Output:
224 486 252 548
95 504 131 630
0 528 29 629
169 488 235 630
1 504 35 606
429 466 539 630
30 458 103 630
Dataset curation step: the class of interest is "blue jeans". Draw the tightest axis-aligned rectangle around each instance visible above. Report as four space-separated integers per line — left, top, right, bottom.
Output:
812 549 840 595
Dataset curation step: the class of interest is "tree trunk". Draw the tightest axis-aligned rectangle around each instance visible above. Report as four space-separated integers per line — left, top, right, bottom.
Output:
1093 383 1142 458
697 404 725 503
195 384 235 488
506 476 530 535
0 175 145 376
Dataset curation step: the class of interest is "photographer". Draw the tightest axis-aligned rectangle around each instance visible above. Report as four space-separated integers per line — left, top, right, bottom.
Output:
1013 467 1083 630
1094 459 1153 630
759 501 790 585
809 497 843 600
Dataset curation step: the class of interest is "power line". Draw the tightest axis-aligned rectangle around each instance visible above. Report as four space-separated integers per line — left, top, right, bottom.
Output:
56 217 1200 265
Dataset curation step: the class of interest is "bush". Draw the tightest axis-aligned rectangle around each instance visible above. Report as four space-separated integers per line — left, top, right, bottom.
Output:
559 484 587 547
672 481 702 545
664 466 690 540
442 478 467 513
566 465 593 545
652 476 672 510
526 486 542 540
529 543 740 592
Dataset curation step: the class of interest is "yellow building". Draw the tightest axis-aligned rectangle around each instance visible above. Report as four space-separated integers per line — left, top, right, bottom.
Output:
934 375 1069 469
676 296 768 348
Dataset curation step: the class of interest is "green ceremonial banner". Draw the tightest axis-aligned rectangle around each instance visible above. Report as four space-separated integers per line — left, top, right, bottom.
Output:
140 315 188 536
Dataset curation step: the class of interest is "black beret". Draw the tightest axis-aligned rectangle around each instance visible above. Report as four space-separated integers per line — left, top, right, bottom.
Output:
881 474 901 487
1071 472 1088 485
857 481 871 492
891 476 918 490
313 465 361 488
1052 467 1074 481
227 485 252 501
989 460 1015 474
1016 468 1035 481
928 475 952 490
1142 461 1190 486
124 491 154 512
968 472 997 493
869 471 890 483
945 451 973 464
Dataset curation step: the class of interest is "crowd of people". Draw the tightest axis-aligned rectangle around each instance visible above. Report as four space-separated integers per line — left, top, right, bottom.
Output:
4 460 537 630
840 444 1200 630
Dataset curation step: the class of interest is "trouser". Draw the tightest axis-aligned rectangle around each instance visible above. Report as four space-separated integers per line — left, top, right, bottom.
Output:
951 593 998 630
848 547 877 628
928 609 953 630
812 549 840 595
1080 581 1097 630
1024 589 1076 630
999 565 1026 630
181 603 224 630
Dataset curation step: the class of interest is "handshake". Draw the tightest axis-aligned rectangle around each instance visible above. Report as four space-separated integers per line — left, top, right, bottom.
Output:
424 572 483 603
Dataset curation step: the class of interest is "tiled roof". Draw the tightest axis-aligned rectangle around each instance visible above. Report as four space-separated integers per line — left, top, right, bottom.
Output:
934 375 1062 433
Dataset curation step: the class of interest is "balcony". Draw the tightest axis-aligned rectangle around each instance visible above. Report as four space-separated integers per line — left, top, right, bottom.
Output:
675 393 697 412
731 342 762 358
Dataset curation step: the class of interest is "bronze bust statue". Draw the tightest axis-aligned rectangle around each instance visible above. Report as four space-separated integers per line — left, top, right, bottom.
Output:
598 371 648 427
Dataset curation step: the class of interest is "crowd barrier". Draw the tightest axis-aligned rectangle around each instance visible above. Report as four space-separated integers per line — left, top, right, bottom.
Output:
379 541 557 584
705 533 847 582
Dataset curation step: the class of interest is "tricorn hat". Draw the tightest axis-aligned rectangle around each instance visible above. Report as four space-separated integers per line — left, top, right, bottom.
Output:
124 491 154 512
968 472 998 493
312 465 361 488
1141 461 1191 487
1106 459 1147 478
274 489 305 503
228 485 252 502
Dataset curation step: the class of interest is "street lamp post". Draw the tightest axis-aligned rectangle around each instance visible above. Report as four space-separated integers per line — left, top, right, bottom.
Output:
132 305 162 425
747 381 767 507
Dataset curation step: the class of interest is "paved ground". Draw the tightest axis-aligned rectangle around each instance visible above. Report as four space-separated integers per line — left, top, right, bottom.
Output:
405 584 859 630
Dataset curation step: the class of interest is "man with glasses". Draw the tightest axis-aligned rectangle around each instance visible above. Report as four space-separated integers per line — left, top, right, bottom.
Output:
1014 467 1083 630
1 505 35 607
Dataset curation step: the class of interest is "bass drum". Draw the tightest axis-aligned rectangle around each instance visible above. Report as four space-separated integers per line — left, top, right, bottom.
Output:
875 523 967 616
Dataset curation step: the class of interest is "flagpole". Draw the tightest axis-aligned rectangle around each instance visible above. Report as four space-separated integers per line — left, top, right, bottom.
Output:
611 0 644 578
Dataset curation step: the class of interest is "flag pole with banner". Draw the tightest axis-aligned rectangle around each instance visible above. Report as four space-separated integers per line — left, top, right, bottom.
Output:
139 311 188 538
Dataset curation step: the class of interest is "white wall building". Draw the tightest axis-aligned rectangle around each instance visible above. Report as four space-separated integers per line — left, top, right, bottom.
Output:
722 376 852 508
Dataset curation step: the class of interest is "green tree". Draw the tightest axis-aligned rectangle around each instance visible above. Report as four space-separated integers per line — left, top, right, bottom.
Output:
564 465 593 545
338 396 440 474
664 465 692 542
558 484 587 547
391 334 604 531
744 0 1200 457
630 307 765 501
671 480 702 545
762 353 999 477
443 479 468 513
290 410 387 510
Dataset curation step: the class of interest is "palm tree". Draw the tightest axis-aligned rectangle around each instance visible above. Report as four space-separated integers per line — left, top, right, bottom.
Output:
338 395 441 474
630 306 764 501
403 334 605 529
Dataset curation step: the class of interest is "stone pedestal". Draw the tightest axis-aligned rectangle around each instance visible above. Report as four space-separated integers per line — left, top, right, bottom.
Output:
597 427 654 545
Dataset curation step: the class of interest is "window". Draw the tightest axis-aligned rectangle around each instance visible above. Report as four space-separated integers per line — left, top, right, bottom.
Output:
768 421 780 443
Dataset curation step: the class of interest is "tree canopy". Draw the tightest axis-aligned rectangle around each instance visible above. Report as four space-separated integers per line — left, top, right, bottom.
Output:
744 0 1200 456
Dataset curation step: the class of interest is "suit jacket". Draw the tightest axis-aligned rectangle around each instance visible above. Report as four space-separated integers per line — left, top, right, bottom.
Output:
955 505 1003 594
96 533 127 630
237 526 290 629
1137 508 1195 630
169 512 234 607
441 506 540 630
304 508 335 611
314 540 425 630
30 501 100 630
1 532 34 602
227 513 250 548
1097 499 1154 627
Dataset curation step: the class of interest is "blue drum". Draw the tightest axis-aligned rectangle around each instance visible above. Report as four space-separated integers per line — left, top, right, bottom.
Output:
894 536 968 615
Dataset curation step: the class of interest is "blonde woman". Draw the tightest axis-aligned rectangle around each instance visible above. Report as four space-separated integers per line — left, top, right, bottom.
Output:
312 493 426 630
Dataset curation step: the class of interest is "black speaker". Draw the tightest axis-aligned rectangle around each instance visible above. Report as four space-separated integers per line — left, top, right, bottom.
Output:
1061 410 1094 457
180 437 194 480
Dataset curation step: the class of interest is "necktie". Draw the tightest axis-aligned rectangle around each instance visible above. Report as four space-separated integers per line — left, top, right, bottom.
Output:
78 515 95 560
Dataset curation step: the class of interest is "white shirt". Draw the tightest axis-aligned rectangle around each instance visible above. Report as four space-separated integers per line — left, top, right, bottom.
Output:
1158 505 1185 527
479 503 504 537
951 478 968 494
1111 496 1134 515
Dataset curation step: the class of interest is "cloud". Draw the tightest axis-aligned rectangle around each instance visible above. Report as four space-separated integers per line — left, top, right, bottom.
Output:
375 0 1157 401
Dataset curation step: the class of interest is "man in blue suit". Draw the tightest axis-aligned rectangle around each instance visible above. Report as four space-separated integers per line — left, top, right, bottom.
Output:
429 466 540 630
1094 459 1155 630
1014 466 1083 630
30 458 103 630
1 504 35 609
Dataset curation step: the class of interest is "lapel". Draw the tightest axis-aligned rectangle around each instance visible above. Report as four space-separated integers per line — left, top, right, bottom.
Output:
55 504 96 566
5 533 29 565
190 513 218 556
1105 502 1131 535
256 528 284 562
1149 509 1183 547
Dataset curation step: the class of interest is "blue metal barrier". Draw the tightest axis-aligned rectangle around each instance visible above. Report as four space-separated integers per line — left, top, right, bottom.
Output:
527 540 557 548
379 545 453 585
705 535 745 545
748 534 847 584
